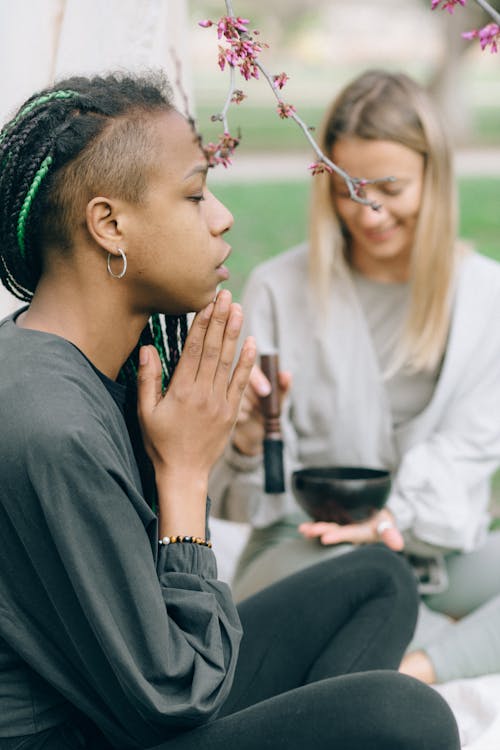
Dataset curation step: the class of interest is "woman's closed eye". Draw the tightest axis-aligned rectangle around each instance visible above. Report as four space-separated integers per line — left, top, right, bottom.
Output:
333 180 404 200
188 193 205 203
379 183 403 197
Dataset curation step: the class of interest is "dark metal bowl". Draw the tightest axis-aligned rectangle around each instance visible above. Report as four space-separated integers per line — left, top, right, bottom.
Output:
291 466 391 524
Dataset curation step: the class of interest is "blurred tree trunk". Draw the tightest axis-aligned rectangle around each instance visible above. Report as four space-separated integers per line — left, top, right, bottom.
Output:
427 1 491 145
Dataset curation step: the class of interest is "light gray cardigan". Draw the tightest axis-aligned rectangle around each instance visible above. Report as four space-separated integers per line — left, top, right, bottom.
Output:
209 246 500 552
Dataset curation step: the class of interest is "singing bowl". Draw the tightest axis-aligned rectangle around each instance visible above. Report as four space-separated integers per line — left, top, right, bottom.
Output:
291 466 391 525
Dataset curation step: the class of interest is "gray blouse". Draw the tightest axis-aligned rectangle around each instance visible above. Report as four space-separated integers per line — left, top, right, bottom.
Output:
351 270 441 428
0 314 242 748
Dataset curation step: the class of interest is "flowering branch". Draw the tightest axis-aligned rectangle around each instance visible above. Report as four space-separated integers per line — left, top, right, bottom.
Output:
432 0 500 53
199 1 394 210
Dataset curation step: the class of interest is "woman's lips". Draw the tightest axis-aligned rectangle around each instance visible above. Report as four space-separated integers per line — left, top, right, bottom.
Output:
216 263 230 280
363 225 399 242
216 247 231 280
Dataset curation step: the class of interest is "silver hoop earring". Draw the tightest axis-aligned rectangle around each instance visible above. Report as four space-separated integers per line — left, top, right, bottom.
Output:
107 248 127 279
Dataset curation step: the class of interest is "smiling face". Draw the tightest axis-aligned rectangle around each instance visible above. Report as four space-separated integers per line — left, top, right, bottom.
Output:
121 110 233 315
331 137 425 282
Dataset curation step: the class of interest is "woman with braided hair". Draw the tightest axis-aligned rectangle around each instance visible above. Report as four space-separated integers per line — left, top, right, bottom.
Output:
0 73 459 749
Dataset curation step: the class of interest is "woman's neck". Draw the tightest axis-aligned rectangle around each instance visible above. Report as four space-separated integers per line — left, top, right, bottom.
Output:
350 247 411 283
17 274 148 381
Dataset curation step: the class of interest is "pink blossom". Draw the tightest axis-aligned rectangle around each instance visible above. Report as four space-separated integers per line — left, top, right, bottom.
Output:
231 89 247 104
203 141 219 167
478 23 499 53
220 132 240 151
226 47 240 66
431 0 466 12
203 132 240 169
309 161 334 176
232 37 264 63
239 58 260 80
277 102 296 119
273 72 290 90
462 28 479 41
216 16 250 40
198 19 213 28
218 46 227 71
201 14 266 79
216 37 264 78
463 23 500 52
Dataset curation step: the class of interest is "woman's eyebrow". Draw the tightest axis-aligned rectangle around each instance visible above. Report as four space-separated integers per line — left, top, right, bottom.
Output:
183 164 209 181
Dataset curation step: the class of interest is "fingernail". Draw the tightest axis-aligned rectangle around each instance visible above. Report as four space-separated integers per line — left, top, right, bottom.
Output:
217 290 231 313
139 347 149 365
257 380 271 397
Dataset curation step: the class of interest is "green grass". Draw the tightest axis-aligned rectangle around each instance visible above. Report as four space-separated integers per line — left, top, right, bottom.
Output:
196 103 500 153
216 176 500 301
459 178 500 263
214 181 310 297
472 108 500 146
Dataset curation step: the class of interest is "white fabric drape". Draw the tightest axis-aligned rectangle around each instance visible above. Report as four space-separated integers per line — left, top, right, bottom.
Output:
0 0 191 316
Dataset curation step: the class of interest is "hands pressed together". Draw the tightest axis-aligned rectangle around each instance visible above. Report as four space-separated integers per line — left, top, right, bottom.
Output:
136 289 256 538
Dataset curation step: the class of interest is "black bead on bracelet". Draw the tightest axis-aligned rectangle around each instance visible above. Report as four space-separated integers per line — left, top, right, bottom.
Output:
159 535 212 548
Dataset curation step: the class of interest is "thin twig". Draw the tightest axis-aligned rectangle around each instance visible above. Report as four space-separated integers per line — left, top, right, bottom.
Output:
253 58 391 205
473 0 500 26
220 65 235 133
170 46 193 122
210 0 393 209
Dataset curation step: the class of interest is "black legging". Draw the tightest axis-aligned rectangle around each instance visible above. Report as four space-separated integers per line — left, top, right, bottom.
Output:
154 545 459 750
6 547 458 749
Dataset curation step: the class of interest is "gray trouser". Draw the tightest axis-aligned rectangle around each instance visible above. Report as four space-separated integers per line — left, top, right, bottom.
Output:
232 518 500 682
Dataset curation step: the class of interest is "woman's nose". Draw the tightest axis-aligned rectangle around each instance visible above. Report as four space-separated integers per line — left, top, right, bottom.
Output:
357 200 386 228
208 191 234 235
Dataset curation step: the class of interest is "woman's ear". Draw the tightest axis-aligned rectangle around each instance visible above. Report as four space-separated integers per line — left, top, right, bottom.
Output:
85 197 123 251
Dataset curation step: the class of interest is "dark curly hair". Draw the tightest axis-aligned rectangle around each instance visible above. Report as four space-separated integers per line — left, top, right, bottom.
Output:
0 71 188 390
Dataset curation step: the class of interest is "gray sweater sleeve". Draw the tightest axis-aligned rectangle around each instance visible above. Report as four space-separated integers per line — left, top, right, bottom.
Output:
208 260 303 526
0 367 242 748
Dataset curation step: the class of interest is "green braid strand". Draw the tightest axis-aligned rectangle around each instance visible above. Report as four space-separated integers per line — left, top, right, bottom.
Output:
0 90 80 145
17 154 53 257
152 315 170 383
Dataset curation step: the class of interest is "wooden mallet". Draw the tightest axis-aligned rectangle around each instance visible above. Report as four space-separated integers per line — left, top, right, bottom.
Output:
260 353 285 494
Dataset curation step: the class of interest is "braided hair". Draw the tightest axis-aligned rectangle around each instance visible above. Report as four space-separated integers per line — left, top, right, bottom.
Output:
0 72 188 391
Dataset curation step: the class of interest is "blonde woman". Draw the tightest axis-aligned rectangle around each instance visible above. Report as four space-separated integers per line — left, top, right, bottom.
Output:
209 70 500 675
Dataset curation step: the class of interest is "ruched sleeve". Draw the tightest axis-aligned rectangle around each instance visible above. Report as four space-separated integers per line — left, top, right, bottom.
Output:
0 337 242 749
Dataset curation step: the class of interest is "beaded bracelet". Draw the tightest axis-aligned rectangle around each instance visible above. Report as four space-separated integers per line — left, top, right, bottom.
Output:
159 535 212 548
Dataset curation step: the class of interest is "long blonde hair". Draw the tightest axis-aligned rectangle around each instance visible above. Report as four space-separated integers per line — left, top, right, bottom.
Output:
310 70 459 373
